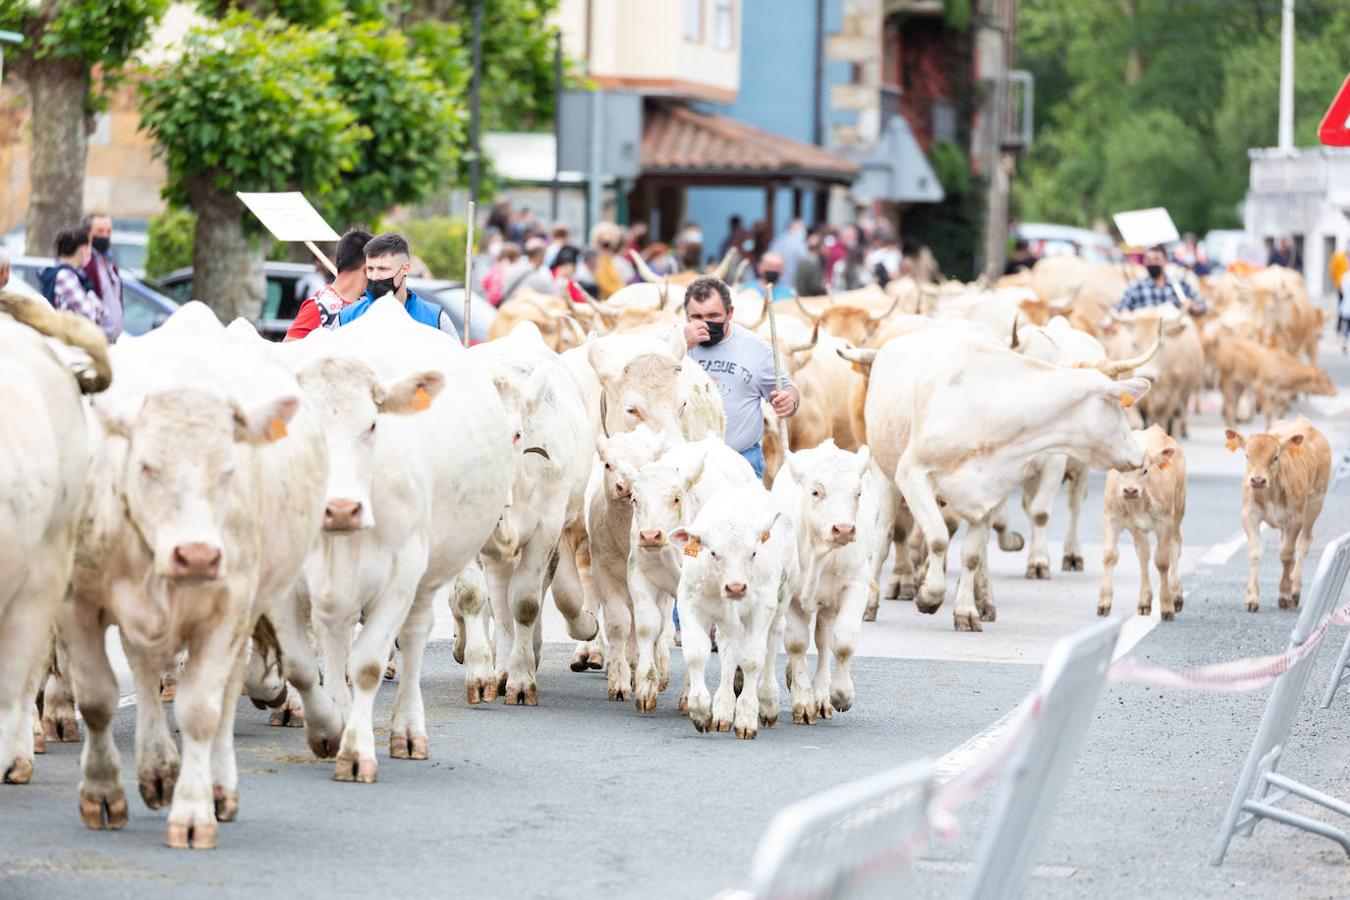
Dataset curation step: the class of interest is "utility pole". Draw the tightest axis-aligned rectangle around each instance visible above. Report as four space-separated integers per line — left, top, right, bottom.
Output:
468 0 485 209
1278 0 1295 152
551 29 562 223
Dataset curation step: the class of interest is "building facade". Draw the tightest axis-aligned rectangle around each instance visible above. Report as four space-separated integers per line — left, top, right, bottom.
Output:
1244 147 1350 300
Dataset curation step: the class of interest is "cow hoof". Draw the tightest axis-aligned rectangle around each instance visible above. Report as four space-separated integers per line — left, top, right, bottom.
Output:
1161 610 1175 622
792 703 816 726
888 577 917 601
979 606 997 623
759 708 779 727
915 589 944 615
1278 594 1296 610
586 650 604 671
1025 562 1050 581
1244 599 1260 613
569 650 589 673
817 700 835 720
734 722 757 740
862 603 878 623
712 715 733 733
33 730 45 755
1173 596 1184 612
1137 603 1152 617
389 732 429 761
79 788 128 830
138 771 177 810
333 754 377 784
607 681 633 702
634 691 658 716
166 816 217 850
467 675 497 705
829 689 853 713
998 530 1025 552
307 734 339 760
503 681 538 706
384 661 397 682
213 786 239 822
4 755 33 785
496 672 509 695
268 703 304 728
953 612 982 632
159 679 177 703
1062 554 1085 572
1096 601 1112 617
43 714 80 743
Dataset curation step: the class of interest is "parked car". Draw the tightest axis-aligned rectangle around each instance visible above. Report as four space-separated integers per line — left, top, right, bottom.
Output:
7 255 179 337
155 261 497 341
1014 223 1121 264
4 219 150 277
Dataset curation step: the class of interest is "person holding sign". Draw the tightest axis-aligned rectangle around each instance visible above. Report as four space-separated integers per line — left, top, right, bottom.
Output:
336 232 457 334
284 229 372 341
1113 246 1206 317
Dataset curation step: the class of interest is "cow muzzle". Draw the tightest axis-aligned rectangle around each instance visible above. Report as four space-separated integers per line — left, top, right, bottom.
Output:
724 582 748 599
612 482 630 499
637 530 665 549
171 543 222 579
324 498 366 532
1121 487 1141 501
831 523 857 544
1248 476 1268 490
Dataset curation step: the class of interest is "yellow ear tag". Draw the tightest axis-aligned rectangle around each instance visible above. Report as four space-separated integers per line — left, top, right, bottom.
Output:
1289 445 1302 459
411 387 431 411
1119 393 1134 409
1157 460 1171 471
683 537 702 558
267 418 288 441
760 530 771 544
1225 437 1240 452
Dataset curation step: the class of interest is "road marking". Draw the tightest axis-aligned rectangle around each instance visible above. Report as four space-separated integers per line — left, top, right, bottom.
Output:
913 859 1078 879
1198 524 1268 568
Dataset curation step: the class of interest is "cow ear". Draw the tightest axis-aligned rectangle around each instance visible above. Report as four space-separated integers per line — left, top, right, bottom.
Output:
670 528 691 548
1102 377 1150 409
1284 433 1305 458
665 328 687 363
522 366 551 417
588 339 616 384
785 451 808 484
682 450 708 489
233 394 299 444
1224 428 1245 453
92 395 140 441
855 444 872 476
377 370 445 415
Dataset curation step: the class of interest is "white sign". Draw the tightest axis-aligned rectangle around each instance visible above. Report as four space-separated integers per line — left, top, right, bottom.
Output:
236 192 339 242
1112 207 1180 248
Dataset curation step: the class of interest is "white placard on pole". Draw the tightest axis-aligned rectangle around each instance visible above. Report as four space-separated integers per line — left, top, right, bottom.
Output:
237 191 341 277
1112 208 1180 248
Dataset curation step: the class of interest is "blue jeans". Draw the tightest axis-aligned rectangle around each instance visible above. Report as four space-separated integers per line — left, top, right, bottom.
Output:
739 443 766 480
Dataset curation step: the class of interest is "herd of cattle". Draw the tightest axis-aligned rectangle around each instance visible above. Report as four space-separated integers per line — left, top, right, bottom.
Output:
0 250 1337 850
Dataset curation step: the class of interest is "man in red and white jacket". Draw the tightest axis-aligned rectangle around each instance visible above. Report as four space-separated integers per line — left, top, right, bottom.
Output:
284 229 373 341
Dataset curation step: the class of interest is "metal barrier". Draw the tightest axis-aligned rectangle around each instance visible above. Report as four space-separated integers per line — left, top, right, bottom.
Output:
740 759 935 900
962 617 1123 900
1213 532 1350 864
1319 625 1350 709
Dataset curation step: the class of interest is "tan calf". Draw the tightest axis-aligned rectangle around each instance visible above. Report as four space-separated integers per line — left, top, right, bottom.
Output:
1214 337 1335 429
1226 418 1332 612
1100 427 1187 620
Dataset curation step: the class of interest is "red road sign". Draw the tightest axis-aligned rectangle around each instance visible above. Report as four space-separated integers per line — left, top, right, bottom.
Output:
1318 73 1350 147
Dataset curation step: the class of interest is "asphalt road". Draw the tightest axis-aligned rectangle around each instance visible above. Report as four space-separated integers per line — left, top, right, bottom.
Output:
3 345 1350 899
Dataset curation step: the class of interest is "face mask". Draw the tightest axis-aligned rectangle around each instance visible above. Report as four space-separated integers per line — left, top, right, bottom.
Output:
91 236 111 254
700 319 726 347
1146 264 1164 279
762 270 779 286
368 272 403 298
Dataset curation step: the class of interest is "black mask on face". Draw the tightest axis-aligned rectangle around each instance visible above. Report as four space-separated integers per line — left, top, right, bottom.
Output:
368 272 404 298
700 319 726 347
91 236 111 254
1146 264 1164 279
762 270 779 285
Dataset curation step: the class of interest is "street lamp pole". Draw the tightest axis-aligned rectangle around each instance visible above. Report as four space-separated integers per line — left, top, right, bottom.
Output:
468 0 485 208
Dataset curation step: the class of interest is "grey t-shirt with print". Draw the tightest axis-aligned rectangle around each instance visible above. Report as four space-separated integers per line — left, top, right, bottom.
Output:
687 324 794 453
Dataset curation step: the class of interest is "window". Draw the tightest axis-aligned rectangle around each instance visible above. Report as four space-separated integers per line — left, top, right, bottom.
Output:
712 0 735 50
684 0 703 43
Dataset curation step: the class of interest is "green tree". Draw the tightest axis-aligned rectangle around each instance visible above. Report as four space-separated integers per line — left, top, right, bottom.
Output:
139 12 460 320
0 0 169 254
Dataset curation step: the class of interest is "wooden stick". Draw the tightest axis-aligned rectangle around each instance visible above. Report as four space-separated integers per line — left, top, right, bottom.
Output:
762 286 791 455
304 240 338 277
461 201 476 347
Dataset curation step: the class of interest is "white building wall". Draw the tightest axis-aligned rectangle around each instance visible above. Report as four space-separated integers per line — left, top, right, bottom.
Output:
1244 147 1350 301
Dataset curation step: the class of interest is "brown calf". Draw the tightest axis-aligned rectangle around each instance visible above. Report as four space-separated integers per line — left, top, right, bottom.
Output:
1214 336 1335 429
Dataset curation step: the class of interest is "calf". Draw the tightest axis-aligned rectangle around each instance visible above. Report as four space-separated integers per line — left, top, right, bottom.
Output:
671 485 798 739
1226 418 1332 612
1215 337 1335 429
1099 427 1187 620
0 295 108 786
771 442 875 723
628 437 757 713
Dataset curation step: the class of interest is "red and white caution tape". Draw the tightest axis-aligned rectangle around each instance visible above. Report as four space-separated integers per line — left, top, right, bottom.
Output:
928 693 1043 839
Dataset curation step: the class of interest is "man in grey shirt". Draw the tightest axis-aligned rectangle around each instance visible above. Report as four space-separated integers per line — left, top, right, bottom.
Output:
681 275 799 478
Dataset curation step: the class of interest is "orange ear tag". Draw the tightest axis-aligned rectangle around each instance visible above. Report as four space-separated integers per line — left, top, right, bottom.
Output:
683 537 702 558
267 418 288 441
1157 460 1170 471
1225 437 1240 452
1289 445 1302 459
1119 393 1134 409
760 530 771 544
411 387 432 411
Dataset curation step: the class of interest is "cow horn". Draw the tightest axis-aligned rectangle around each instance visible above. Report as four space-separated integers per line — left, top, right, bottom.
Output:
658 278 669 309
629 249 662 284
0 290 111 393
731 257 751 286
793 291 821 322
789 320 821 354
708 247 737 280
558 314 587 346
836 345 877 374
825 284 836 305
599 392 611 439
870 293 901 322
749 295 770 329
1100 318 1162 377
1009 313 1020 350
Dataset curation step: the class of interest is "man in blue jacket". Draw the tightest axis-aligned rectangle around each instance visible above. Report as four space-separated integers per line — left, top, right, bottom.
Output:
337 232 456 334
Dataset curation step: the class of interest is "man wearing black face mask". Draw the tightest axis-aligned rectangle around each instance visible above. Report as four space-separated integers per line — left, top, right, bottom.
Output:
336 231 456 334
1114 245 1206 316
682 276 799 479
81 213 123 342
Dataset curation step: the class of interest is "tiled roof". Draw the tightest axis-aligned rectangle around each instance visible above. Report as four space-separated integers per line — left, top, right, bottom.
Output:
642 104 861 183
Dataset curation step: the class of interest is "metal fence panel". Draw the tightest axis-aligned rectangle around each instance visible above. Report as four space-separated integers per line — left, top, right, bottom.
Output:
963 617 1124 900
1213 532 1350 864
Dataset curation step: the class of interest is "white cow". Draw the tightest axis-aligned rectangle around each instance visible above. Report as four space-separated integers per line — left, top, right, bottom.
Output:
627 437 757 713
473 322 598 705
585 425 668 700
281 299 514 780
671 483 798 739
858 327 1152 631
65 303 334 849
772 442 876 723
0 294 108 786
